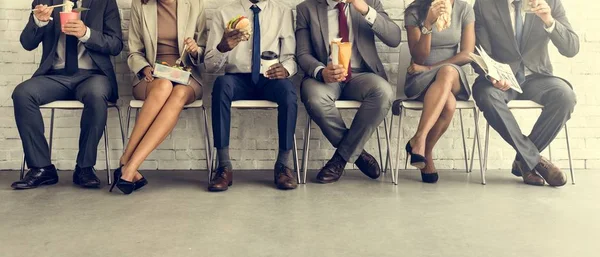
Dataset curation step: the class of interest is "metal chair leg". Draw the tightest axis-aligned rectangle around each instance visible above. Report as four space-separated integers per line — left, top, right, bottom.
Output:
469 108 477 173
20 153 26 180
459 109 469 173
548 143 552 162
484 122 490 179
49 109 55 160
301 118 311 184
115 106 126 146
104 124 112 185
473 109 485 185
202 107 212 181
386 114 394 174
565 124 575 185
126 106 132 143
293 134 300 184
376 126 384 173
393 109 404 185
383 117 393 182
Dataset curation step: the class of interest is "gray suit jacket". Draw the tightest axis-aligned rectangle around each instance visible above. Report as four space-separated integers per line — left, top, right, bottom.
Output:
473 0 579 79
295 0 401 80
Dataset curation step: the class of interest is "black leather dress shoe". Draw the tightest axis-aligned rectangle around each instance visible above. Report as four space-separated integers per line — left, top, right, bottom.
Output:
316 153 347 184
354 150 381 179
11 165 59 190
73 166 101 188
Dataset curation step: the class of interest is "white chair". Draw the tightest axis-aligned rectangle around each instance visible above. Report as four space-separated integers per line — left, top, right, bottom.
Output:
300 101 393 184
210 100 301 184
20 101 126 185
126 100 212 182
390 43 485 185
482 100 575 184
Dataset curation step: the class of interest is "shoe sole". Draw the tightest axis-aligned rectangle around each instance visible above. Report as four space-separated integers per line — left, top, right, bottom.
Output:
411 162 426 169
12 178 59 190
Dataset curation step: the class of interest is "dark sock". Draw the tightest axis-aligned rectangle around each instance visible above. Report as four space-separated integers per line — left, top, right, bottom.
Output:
217 147 232 169
276 149 293 169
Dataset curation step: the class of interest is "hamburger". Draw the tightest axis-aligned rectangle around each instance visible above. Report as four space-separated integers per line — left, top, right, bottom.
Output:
227 15 251 32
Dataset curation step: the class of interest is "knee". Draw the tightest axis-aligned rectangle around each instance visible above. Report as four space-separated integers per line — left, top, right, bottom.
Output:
473 84 503 111
149 79 174 98
277 81 298 107
371 83 393 110
169 86 192 105
550 88 577 112
434 66 458 89
440 99 457 119
80 89 108 110
212 76 235 100
302 90 333 119
11 83 34 106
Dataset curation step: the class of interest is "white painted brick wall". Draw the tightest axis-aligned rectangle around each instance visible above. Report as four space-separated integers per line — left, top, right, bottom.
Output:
0 0 598 171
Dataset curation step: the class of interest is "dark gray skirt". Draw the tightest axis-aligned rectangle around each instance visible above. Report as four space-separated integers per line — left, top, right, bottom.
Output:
404 63 471 101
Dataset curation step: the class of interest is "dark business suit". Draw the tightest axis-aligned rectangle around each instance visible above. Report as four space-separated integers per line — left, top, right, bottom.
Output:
13 0 123 169
472 0 579 172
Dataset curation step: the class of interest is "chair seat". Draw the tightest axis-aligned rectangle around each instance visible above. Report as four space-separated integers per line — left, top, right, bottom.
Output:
392 99 476 115
40 100 117 109
334 100 362 109
231 100 278 109
507 100 544 109
129 99 204 109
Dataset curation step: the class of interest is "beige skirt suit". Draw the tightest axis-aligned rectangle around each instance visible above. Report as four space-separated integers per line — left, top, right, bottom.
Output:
127 0 207 100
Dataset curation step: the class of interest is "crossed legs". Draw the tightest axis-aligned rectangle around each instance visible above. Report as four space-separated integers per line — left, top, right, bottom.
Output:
120 79 199 182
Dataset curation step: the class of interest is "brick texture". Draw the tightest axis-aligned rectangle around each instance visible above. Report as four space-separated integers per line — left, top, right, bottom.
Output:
0 0 597 171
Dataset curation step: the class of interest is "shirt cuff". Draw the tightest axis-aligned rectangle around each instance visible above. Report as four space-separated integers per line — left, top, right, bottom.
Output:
313 66 325 79
33 15 49 27
544 20 556 33
79 27 91 42
364 6 377 25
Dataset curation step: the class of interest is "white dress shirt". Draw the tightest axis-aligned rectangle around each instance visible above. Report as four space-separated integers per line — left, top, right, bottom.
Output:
508 0 555 76
33 15 96 70
204 0 296 77
314 0 377 78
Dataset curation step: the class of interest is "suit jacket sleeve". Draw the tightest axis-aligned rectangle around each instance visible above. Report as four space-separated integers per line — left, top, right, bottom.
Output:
127 0 150 75
295 4 325 77
472 0 490 77
184 0 208 67
84 0 123 56
548 0 579 58
369 0 401 47
20 0 46 51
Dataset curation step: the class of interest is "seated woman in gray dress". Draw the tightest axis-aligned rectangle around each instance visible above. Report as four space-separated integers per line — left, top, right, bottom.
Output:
403 0 475 183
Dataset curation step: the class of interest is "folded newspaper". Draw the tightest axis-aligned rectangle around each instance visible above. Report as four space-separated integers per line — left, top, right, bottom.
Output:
469 45 523 93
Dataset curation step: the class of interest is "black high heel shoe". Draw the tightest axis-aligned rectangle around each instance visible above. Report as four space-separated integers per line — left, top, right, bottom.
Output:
110 165 148 192
420 171 439 184
109 168 135 195
405 142 427 169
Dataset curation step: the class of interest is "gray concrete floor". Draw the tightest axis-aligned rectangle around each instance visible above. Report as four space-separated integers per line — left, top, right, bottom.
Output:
0 169 598 257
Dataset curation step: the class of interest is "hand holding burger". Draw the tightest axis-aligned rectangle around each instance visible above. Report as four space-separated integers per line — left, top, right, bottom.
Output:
217 16 251 53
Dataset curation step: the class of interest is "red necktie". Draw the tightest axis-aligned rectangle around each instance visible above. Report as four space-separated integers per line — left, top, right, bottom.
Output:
336 3 351 81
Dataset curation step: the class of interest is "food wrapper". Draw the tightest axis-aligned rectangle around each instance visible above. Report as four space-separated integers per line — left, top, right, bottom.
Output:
153 62 191 85
433 0 452 32
330 39 352 72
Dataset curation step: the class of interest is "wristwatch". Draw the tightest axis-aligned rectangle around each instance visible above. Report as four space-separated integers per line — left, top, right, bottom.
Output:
420 23 433 35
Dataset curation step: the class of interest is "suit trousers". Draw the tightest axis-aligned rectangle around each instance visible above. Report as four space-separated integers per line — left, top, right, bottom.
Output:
211 73 298 151
472 75 577 171
301 72 393 163
12 70 111 169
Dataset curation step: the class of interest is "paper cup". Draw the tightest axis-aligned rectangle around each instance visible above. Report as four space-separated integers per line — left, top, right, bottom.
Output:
60 12 80 32
338 42 352 72
260 51 279 74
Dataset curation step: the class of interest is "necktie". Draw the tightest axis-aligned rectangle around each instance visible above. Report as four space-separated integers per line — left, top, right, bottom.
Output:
250 4 261 84
513 0 525 84
336 3 351 82
65 0 79 75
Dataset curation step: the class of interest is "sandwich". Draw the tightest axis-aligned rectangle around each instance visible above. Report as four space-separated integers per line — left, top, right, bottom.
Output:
227 15 251 32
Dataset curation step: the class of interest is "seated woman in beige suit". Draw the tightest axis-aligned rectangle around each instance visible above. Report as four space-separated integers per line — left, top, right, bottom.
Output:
111 0 207 194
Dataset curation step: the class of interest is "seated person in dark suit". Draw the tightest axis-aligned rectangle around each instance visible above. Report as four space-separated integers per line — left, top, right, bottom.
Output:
11 0 123 190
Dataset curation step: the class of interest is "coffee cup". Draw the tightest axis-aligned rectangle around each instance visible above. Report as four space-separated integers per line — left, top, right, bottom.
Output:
60 11 80 33
260 51 279 74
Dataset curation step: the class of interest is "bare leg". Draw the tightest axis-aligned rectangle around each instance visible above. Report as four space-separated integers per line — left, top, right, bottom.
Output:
121 85 196 181
409 66 460 157
421 93 457 174
120 79 174 166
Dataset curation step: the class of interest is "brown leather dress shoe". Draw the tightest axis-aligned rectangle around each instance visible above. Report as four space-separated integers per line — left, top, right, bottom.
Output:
535 157 567 187
316 153 346 184
514 160 544 186
274 163 297 190
354 150 381 179
208 166 233 192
